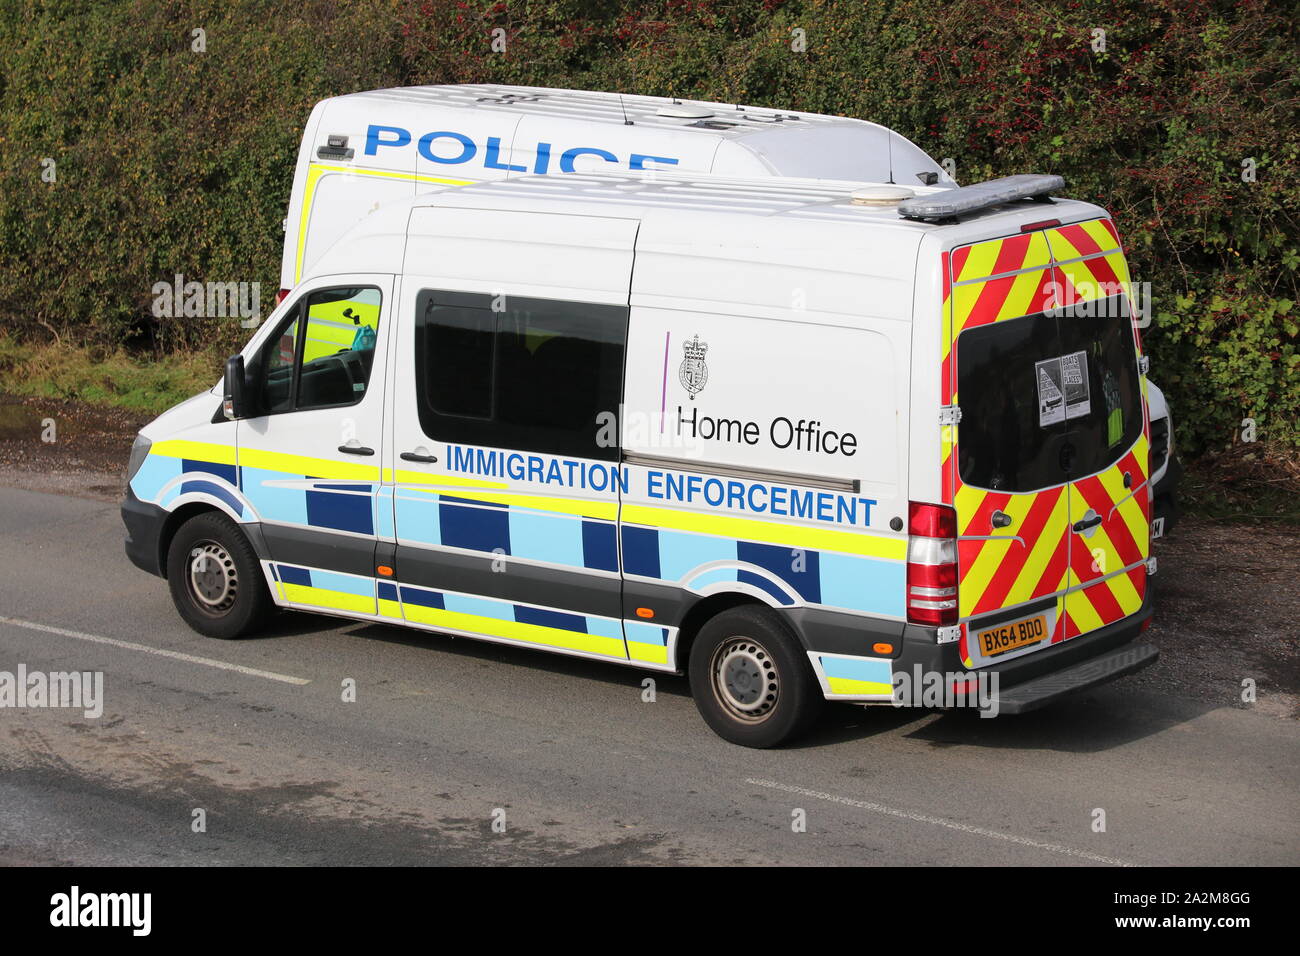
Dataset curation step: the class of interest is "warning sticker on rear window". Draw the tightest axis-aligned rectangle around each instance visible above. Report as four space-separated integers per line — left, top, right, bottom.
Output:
1036 351 1091 427
1036 358 1065 426
1060 350 1091 421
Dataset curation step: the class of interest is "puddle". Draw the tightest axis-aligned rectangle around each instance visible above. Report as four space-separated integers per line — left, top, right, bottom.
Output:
0 402 79 441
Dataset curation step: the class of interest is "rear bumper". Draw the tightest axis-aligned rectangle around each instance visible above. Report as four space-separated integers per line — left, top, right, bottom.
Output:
991 641 1157 714
121 486 167 578
894 585 1156 712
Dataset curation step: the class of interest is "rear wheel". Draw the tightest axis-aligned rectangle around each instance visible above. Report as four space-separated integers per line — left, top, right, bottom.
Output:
688 605 823 748
166 511 272 639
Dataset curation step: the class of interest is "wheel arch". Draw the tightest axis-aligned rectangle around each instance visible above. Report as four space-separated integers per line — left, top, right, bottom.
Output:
158 502 262 579
674 590 776 672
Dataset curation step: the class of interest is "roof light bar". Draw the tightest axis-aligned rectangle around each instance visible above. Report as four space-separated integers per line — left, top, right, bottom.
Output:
897 174 1065 222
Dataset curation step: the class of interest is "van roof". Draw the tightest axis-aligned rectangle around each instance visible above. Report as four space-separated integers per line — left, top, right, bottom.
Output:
314 84 950 186
433 170 936 227
332 84 892 140
305 169 1107 284
424 170 1101 233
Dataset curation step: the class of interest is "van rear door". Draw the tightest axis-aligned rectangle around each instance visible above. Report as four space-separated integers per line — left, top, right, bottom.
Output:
1044 223 1150 640
944 219 1150 666
945 229 1071 667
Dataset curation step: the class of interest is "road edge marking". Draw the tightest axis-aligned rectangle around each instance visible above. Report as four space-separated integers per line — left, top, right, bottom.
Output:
0 616 312 686
747 777 1136 866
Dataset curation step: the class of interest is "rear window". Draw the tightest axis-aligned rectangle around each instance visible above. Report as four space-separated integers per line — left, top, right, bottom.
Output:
957 296 1142 491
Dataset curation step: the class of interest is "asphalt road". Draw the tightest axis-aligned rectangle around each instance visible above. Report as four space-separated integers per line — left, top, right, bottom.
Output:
0 485 1296 866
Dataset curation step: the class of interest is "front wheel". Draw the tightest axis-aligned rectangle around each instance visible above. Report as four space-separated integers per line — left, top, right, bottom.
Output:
166 511 273 639
688 606 823 748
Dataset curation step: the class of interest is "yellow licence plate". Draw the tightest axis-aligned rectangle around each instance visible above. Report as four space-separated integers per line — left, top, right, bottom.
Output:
977 614 1049 658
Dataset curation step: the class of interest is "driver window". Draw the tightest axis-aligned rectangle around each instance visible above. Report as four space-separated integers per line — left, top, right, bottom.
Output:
259 286 381 414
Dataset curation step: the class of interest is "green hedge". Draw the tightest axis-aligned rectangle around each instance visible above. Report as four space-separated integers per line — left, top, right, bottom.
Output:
2 0 1296 457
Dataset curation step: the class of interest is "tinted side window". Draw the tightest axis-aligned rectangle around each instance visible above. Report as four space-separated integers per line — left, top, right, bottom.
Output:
414 291 628 461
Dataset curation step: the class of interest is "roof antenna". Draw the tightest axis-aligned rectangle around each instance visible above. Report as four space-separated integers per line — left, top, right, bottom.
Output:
886 129 896 185
619 93 633 126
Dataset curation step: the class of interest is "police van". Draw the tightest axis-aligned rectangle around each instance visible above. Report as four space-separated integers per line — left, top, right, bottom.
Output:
123 170 1161 747
282 83 1179 524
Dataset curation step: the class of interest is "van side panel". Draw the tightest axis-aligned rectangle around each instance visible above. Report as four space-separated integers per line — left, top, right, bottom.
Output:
621 218 914 690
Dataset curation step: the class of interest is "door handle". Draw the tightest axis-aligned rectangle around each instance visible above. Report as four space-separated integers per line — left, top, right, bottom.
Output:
400 451 439 464
991 510 1013 528
338 444 375 456
1072 515 1103 533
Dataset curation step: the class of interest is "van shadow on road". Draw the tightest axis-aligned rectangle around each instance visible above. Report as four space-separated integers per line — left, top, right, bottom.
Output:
250 610 1210 756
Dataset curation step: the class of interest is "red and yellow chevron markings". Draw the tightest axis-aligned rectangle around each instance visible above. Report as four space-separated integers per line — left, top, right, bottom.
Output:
1062 438 1151 640
955 484 1070 619
1046 220 1133 315
950 230 1057 336
942 217 1153 650
941 229 1061 502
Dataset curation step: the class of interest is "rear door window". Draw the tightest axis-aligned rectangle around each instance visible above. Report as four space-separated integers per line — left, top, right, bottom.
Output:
1056 296 1143 478
956 295 1142 491
956 311 1065 492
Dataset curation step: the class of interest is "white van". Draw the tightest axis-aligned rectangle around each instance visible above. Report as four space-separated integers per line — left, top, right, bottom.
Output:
282 83 1178 522
124 171 1161 747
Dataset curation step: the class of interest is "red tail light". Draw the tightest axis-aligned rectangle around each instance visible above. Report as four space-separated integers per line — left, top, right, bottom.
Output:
906 501 958 627
276 288 291 305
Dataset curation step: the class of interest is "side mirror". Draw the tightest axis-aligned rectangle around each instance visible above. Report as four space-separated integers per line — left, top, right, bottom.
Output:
223 355 247 419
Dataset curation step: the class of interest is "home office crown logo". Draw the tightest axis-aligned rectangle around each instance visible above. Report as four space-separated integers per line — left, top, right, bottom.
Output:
679 334 709 399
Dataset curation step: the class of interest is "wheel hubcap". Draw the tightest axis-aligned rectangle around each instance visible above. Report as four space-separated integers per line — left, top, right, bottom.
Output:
188 541 237 613
712 638 779 723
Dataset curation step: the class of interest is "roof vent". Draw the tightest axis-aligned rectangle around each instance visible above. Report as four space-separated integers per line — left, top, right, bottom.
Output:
656 103 713 119
850 185 915 206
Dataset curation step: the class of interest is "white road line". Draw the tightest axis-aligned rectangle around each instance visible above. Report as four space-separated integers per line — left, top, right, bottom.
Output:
747 778 1135 866
0 616 311 686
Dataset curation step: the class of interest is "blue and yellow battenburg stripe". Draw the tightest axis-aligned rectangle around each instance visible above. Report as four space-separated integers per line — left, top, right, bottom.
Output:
394 484 618 575
809 652 895 700
135 442 902 685
267 562 672 666
621 522 904 617
240 447 382 535
130 439 246 517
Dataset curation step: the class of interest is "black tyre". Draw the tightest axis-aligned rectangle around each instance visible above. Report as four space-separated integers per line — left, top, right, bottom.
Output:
166 511 273 639
688 605 823 748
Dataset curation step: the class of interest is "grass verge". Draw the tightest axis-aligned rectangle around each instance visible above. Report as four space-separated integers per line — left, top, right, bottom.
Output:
0 336 218 415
